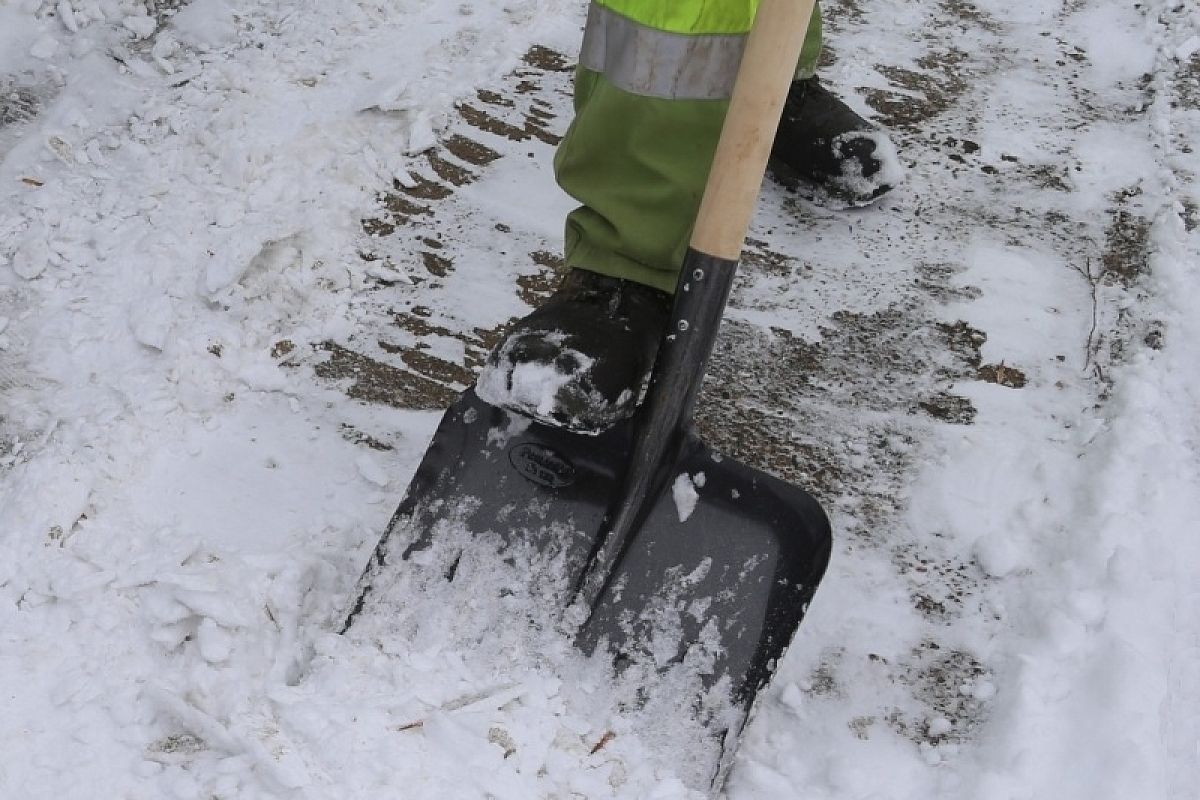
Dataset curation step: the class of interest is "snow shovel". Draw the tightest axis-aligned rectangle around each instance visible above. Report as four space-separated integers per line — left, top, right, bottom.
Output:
345 0 830 783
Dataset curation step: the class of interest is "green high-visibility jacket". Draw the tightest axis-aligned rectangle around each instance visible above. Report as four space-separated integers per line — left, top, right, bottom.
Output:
555 1 823 292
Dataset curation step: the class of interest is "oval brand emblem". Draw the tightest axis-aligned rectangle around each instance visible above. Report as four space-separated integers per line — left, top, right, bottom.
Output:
509 443 576 489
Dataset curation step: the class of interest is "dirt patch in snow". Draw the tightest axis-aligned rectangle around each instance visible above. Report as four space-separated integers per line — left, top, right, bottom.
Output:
456 102 562 146
867 49 973 131
977 362 1027 388
916 393 977 424
315 341 458 410
391 346 476 388
1068 187 1159 384
1101 207 1152 288
857 0 1001 134
522 45 573 73
938 0 1002 34
822 0 867 27
697 295 984 506
805 640 993 748
148 732 207 760
0 82 42 127
804 648 848 698
339 424 393 452
0 75 59 163
146 0 191 23
442 134 502 167
1177 53 1200 111
1182 198 1198 233
516 250 562 307
900 643 993 744
895 541 983 622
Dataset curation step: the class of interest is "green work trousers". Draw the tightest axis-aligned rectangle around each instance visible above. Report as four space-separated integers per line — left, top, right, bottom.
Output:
555 1 823 293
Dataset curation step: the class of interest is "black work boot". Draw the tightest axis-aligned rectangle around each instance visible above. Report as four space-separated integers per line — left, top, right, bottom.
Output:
476 269 671 434
770 77 903 207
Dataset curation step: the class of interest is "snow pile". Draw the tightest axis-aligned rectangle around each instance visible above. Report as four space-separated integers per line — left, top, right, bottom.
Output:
341 507 728 797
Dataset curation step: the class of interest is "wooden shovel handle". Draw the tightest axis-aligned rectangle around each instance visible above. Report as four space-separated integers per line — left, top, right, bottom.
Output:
690 0 819 261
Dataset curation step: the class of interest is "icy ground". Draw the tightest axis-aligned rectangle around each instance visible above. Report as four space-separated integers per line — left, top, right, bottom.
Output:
1 0 1198 798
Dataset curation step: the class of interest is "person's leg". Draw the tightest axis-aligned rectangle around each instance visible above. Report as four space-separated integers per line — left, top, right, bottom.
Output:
795 0 823 81
554 2 757 292
553 69 727 294
555 2 828 290
551 0 898 291
477 1 758 431
478 1 901 430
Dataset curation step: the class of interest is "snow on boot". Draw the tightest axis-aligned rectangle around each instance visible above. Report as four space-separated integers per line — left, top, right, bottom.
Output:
770 77 905 207
476 269 671 434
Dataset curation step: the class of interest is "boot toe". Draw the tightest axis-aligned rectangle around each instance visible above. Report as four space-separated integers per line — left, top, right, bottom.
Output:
771 77 903 206
832 132 882 179
475 270 669 433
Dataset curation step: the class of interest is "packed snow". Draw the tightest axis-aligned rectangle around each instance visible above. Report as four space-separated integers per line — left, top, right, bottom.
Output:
1 0 1197 799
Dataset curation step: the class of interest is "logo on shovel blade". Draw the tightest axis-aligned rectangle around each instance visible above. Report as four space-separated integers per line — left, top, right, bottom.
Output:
509 443 576 489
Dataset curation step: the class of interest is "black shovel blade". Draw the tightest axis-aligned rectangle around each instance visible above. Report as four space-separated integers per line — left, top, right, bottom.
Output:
346 388 831 714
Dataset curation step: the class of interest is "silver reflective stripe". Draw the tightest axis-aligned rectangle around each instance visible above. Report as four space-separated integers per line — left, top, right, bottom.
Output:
579 3 746 101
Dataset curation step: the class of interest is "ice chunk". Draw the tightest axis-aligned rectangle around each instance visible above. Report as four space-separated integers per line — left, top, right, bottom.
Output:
123 15 157 40
927 716 952 736
406 110 438 155
364 261 413 284
30 36 59 60
130 296 175 351
355 454 390 488
196 618 232 663
1176 36 1200 61
170 0 239 49
58 0 78 33
12 234 50 280
672 473 700 523
971 680 996 701
973 531 1025 578
779 682 805 713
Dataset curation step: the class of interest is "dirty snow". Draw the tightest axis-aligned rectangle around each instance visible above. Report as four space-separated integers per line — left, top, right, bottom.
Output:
1 0 1197 799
